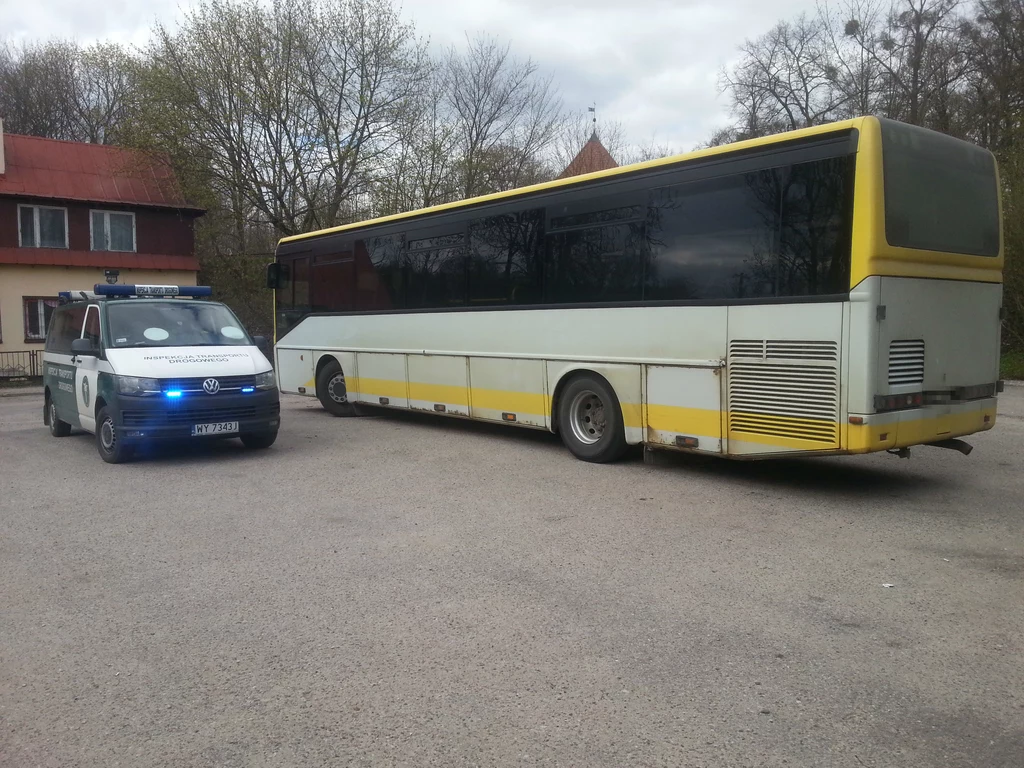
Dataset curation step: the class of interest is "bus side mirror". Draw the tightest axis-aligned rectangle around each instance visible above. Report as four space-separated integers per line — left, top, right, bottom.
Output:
71 338 98 357
266 262 282 290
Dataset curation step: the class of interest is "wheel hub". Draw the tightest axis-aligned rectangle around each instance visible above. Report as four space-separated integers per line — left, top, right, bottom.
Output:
100 418 116 451
328 373 348 404
568 390 606 445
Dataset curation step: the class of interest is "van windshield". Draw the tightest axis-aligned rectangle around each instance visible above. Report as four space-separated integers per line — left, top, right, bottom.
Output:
106 301 252 348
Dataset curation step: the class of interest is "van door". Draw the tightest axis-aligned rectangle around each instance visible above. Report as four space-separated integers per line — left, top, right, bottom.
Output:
74 305 102 433
44 303 87 427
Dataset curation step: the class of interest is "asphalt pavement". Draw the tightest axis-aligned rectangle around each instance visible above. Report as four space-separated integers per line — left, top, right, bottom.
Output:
1 388 1022 767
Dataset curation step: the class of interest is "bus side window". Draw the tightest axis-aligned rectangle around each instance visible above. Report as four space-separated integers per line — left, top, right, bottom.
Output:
406 245 467 309
312 252 354 312
355 235 403 310
293 256 311 309
645 171 781 301
545 220 644 304
777 156 854 296
468 209 543 306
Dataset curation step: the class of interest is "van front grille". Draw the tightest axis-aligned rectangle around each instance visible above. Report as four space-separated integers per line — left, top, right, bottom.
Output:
160 375 256 394
121 402 278 427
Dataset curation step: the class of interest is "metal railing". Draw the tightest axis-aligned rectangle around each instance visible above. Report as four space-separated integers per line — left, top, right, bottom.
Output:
0 350 42 380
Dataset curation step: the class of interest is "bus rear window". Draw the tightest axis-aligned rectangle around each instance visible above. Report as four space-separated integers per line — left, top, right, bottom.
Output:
880 119 1000 257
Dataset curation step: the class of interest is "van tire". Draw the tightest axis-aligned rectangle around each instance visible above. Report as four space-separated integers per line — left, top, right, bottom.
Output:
317 360 356 417
556 374 628 463
96 406 130 464
241 430 278 450
47 397 72 438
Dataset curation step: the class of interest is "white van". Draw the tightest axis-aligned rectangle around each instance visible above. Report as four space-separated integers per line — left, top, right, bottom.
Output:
42 285 280 463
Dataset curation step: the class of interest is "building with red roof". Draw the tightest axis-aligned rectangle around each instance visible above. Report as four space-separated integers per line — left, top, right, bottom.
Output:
0 119 204 358
558 131 618 179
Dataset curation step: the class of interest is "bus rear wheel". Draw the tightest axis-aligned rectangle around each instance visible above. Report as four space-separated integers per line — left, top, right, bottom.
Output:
557 374 627 463
316 360 356 417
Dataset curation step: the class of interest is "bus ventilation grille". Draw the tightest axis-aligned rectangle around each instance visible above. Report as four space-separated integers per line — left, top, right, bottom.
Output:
888 340 925 386
728 340 839 446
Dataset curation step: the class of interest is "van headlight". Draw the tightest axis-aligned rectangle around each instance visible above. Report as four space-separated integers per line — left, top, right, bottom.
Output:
117 375 161 396
254 370 277 390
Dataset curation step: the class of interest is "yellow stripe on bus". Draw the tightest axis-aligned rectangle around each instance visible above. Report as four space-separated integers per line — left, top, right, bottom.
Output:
647 404 722 438
322 376 997 454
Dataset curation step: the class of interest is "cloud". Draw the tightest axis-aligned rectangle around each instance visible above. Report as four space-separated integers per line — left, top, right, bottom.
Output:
4 0 818 148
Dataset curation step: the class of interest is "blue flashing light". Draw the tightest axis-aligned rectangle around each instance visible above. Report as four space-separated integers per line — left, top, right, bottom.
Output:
241 387 255 393
166 390 183 398
94 284 213 298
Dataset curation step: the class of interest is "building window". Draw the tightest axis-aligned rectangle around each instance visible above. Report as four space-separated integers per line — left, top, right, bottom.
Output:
91 210 136 252
23 297 59 342
18 205 68 249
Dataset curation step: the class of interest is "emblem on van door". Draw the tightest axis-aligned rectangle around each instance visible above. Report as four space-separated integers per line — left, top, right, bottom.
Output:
203 378 221 395
82 377 90 407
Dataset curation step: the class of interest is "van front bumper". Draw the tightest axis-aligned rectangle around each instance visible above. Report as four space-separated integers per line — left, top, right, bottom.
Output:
111 388 281 441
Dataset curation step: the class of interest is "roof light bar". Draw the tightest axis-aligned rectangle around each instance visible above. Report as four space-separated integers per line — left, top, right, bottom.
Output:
93 284 213 297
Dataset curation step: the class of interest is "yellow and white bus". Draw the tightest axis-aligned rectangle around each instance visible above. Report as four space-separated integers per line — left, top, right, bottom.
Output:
268 116 1003 462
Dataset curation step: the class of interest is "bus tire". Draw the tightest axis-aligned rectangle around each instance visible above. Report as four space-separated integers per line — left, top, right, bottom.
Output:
316 360 356 417
96 406 131 464
47 394 72 437
557 374 628 463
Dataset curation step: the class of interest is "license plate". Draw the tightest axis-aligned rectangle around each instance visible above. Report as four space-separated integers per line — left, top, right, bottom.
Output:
191 421 239 436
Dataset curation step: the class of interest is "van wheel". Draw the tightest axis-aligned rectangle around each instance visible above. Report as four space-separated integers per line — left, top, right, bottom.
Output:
47 397 72 437
317 360 356 417
557 374 628 463
241 430 278 450
96 406 130 464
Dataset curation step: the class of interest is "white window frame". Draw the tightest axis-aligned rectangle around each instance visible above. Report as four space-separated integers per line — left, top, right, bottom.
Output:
17 204 69 249
90 209 137 253
23 296 59 342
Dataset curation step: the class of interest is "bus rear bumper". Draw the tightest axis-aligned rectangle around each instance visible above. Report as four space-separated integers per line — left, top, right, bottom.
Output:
845 397 997 454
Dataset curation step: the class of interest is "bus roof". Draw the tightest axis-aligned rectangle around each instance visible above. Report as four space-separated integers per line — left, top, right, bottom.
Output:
278 116 871 247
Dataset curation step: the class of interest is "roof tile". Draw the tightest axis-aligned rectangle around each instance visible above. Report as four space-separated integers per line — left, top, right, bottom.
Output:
0 133 202 211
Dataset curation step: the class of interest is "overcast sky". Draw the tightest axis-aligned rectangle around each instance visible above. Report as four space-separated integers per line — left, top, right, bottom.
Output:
3 0 817 151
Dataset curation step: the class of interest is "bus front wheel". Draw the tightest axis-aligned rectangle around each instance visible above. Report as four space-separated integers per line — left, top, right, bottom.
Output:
557 375 627 463
316 360 357 417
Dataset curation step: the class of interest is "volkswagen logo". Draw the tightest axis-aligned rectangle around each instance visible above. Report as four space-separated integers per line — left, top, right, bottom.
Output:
202 378 221 395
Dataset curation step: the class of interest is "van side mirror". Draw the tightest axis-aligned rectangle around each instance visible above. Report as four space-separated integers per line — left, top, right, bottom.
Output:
253 335 270 352
71 338 98 357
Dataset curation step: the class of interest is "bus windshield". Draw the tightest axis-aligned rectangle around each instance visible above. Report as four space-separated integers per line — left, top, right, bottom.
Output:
106 301 252 348
880 119 1000 257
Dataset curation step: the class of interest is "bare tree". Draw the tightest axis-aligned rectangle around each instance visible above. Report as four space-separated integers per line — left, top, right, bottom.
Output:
140 0 427 239
445 34 563 197
838 0 970 126
721 14 848 136
0 39 137 144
